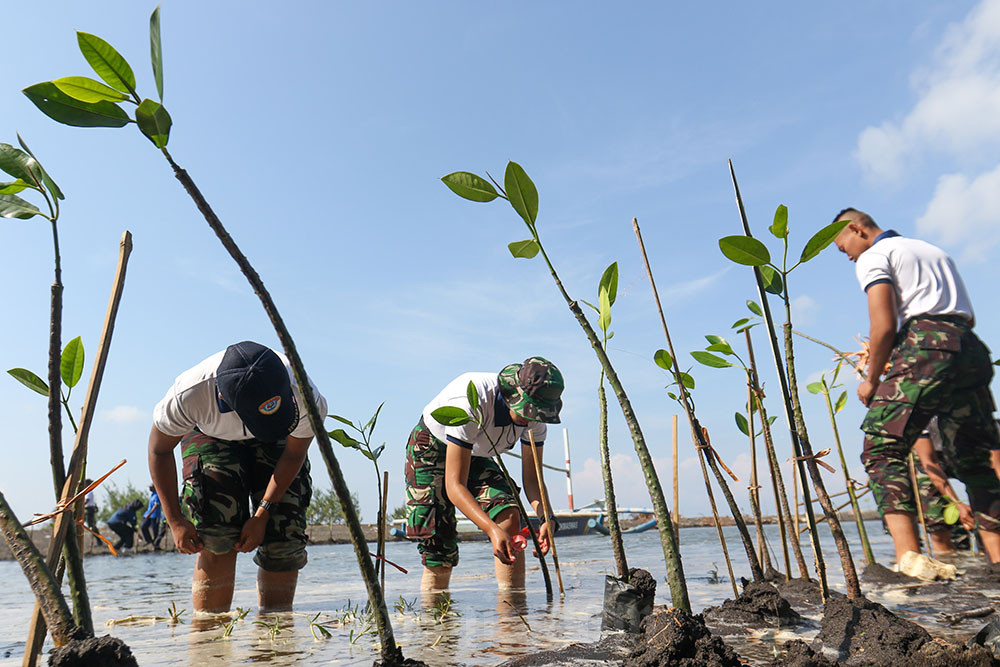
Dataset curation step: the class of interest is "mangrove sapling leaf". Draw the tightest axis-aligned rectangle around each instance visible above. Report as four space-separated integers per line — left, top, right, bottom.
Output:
704 335 733 356
60 336 85 389
8 368 49 396
23 82 131 128
52 76 129 103
731 318 750 329
759 265 783 295
329 429 363 450
0 194 42 219
653 349 673 370
328 414 354 427
806 381 824 395
430 406 471 427
77 32 137 95
504 161 538 228
769 204 788 239
365 401 384 432
735 412 749 436
719 235 770 266
835 391 848 413
798 219 850 265
599 262 619 306
17 134 64 201
747 299 763 316
508 239 540 259
0 143 43 185
598 287 612 334
441 171 499 202
149 5 164 101
135 99 172 148
466 382 479 413
679 372 695 389
0 181 29 195
691 351 732 368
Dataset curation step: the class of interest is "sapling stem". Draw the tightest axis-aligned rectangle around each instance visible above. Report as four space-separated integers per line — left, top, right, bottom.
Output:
745 378 771 572
729 161 828 597
599 382 629 579
697 429 739 598
909 453 934 560
633 218 763 583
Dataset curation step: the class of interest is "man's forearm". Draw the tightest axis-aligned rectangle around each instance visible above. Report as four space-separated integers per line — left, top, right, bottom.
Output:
149 450 185 524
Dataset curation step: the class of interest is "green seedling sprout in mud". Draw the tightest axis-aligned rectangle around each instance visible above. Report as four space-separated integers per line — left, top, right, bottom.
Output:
807 362 876 565
722 169 860 600
167 600 185 624
219 607 250 640
253 615 283 640
0 137 93 641
579 261 629 581
25 9 406 663
635 216 763 591
443 165 689 611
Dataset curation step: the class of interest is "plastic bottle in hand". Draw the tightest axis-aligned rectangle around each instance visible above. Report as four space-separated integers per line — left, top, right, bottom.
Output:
511 526 532 551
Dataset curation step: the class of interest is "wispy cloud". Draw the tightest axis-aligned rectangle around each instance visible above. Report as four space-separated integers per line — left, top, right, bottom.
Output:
654 267 730 308
791 294 819 328
916 164 1000 261
100 405 147 424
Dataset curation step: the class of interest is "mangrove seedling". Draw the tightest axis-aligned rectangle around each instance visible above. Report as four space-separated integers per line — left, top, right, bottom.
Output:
167 600 185 624
443 165 688 611
1 137 92 646
428 593 461 624
25 9 404 661
580 261 629 581
723 167 859 600
807 362 876 565
253 615 282 640
308 612 335 640
219 607 249 639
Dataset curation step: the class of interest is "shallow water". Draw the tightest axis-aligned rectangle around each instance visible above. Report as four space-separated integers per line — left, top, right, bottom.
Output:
1 520 996 665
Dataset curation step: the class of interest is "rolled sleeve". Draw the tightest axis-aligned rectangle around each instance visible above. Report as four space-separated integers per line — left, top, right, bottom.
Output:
856 252 892 293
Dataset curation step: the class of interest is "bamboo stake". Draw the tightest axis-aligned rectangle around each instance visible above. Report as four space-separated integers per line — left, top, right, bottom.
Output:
24 231 132 666
673 415 680 538
800 487 872 531
491 454 553 597
634 218 763 582
528 431 564 596
746 377 771 572
792 461 800 540
729 162 829 597
909 453 933 559
699 427 739 598
379 470 389 593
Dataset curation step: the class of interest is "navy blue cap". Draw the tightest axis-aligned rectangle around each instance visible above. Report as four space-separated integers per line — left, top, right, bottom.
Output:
216 341 296 442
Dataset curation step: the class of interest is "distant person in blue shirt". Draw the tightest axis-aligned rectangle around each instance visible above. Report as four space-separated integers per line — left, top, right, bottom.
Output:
141 485 165 551
107 499 145 552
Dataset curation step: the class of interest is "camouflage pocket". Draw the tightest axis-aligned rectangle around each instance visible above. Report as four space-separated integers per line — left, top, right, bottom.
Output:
862 399 913 439
907 319 963 352
181 453 206 521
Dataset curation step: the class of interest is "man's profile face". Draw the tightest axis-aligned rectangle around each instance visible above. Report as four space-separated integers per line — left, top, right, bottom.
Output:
834 215 869 263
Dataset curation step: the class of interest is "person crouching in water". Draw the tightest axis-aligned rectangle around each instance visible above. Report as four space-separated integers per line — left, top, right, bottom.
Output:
405 357 563 591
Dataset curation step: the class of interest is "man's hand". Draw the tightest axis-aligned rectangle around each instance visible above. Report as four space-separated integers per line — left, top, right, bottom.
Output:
489 525 516 565
235 514 268 552
532 522 552 557
957 502 975 531
857 379 880 406
170 517 203 554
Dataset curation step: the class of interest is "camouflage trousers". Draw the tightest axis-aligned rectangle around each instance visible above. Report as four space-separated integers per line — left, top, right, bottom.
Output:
404 419 517 567
861 316 1000 531
875 460 951 532
181 430 312 571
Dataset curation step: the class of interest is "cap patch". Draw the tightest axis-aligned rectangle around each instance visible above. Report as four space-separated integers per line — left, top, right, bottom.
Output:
259 396 282 415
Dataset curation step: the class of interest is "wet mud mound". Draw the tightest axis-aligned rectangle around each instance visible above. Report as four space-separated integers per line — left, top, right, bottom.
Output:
497 632 637 666
623 606 741 667
913 637 999 666
703 580 801 631
813 594 931 664
770 639 835 667
860 562 919 585
627 568 656 600
771 576 822 608
47 635 138 667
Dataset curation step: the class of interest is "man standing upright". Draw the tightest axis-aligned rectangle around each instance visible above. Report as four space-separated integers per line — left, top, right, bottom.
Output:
834 208 1000 564
148 341 325 612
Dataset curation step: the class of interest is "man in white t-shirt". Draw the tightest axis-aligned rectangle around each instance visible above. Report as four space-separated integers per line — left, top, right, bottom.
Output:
148 341 327 612
834 208 1000 564
404 357 563 591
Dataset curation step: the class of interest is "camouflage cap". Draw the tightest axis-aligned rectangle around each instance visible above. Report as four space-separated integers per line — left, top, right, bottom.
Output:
498 357 564 424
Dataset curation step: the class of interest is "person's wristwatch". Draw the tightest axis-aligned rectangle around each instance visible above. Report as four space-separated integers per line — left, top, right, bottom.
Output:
258 499 276 514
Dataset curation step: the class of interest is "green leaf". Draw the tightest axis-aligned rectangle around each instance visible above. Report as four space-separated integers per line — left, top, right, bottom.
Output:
52 76 129 103
760 265 783 295
77 31 136 94
719 235 771 266
679 372 695 389
799 219 850 264
581 299 599 313
441 171 499 202
704 335 733 356
0 194 42 219
690 351 732 368
504 161 538 227
430 406 471 427
653 349 673 371
598 285 612 334
599 262 619 307
466 381 479 412
328 414 354 428
329 428 363 449
747 300 763 316
7 368 48 396
365 401 384 432
769 204 788 239
667 391 678 401
0 180 28 195
17 134 64 201
60 336 85 388
23 82 130 128
835 390 848 414
806 381 824 394
731 318 750 329
371 444 385 460
735 412 749 436
150 5 164 101
508 239 540 259
943 503 960 525
0 143 42 185
136 98 172 148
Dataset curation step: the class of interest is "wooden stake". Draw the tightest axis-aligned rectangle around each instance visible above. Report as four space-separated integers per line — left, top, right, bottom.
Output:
909 453 934 559
379 470 389 593
673 415 679 538
528 431 564 596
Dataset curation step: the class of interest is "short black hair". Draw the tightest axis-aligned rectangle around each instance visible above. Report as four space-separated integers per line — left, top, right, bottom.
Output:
832 207 876 227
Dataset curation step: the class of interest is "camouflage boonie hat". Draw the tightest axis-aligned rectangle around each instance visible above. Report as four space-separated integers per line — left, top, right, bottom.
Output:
498 357 564 424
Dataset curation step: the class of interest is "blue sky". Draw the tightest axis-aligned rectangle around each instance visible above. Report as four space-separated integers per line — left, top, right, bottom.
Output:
3 1 1000 532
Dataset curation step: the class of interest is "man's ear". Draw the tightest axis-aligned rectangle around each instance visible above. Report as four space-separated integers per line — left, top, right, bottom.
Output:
847 221 866 237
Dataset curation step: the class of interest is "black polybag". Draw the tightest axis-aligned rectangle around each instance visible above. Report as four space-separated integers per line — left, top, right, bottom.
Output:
601 573 654 632
969 616 1000 658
